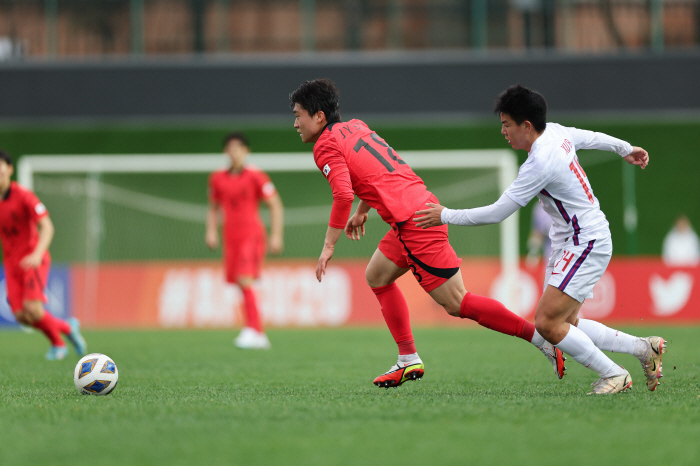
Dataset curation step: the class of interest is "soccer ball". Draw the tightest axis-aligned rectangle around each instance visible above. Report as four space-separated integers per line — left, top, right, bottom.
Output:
73 353 119 395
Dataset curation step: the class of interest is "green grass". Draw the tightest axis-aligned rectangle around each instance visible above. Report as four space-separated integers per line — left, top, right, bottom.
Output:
1 326 699 466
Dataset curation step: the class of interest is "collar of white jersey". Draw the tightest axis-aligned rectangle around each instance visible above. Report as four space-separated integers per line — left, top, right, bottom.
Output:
528 125 551 156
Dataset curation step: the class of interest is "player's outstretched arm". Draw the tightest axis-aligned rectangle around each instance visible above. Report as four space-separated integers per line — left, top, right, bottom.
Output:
623 146 649 170
317 226 343 282
345 200 371 240
20 215 54 270
417 194 521 228
567 126 633 156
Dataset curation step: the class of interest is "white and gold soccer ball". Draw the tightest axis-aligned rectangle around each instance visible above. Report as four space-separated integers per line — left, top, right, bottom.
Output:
73 353 119 395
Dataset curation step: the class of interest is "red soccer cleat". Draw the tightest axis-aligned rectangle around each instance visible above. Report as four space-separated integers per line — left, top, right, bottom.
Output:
539 341 567 379
373 359 424 389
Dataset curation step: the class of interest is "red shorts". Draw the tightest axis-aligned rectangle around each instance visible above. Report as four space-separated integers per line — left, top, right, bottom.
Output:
4 253 50 312
378 196 462 292
223 233 266 283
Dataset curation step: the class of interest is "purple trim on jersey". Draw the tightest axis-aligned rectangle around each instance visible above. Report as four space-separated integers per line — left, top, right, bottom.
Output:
572 215 581 246
558 240 595 292
540 189 571 223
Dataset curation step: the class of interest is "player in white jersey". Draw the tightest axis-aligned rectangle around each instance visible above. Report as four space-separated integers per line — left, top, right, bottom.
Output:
414 84 666 395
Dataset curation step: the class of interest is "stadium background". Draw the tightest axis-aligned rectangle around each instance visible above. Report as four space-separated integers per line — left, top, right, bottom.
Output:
2 1 700 329
2 3 700 466
1 119 698 258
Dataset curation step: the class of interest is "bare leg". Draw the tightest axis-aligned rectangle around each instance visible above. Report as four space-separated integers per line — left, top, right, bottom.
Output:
365 248 409 288
14 300 45 325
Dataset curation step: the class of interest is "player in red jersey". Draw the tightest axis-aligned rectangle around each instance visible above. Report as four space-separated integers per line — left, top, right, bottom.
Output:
289 79 565 388
0 150 87 360
206 133 284 349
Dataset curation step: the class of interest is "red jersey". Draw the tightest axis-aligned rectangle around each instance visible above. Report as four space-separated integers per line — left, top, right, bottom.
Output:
314 119 430 227
0 182 49 265
208 166 276 240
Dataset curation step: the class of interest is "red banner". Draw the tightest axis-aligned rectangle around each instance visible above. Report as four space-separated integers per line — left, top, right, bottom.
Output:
70 258 700 328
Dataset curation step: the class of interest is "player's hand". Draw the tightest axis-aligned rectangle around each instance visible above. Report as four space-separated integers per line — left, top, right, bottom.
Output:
19 252 43 270
414 203 446 229
269 235 284 255
316 245 335 282
623 147 649 170
205 230 219 249
345 212 368 240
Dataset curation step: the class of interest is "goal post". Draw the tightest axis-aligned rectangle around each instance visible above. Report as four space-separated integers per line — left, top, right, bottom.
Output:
18 150 520 311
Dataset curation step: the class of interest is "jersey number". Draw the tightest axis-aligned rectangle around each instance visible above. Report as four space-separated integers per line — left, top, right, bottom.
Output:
1 225 19 238
569 157 594 203
353 133 406 173
554 250 576 273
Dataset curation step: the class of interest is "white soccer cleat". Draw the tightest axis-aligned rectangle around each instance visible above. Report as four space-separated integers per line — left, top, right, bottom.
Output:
538 341 567 379
587 367 633 395
234 327 271 350
638 336 666 391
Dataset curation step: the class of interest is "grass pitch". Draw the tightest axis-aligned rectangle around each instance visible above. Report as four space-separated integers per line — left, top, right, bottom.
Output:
1 326 699 466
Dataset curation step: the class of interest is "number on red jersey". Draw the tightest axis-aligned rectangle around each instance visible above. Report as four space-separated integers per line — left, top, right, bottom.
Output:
352 133 406 173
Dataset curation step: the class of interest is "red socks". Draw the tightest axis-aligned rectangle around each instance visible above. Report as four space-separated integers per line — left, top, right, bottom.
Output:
32 311 70 347
369 285 534 354
459 292 535 342
371 283 416 355
241 287 263 332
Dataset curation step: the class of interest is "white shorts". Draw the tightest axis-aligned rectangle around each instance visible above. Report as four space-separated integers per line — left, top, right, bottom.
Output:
544 235 612 303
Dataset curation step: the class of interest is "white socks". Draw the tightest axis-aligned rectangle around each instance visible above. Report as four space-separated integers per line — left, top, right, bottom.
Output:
530 329 545 347
556 324 622 378
577 318 648 359
530 319 644 378
398 353 420 363
531 319 647 360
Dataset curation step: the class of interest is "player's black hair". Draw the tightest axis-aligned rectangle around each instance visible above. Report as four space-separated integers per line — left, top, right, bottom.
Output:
493 84 547 133
222 132 250 150
289 78 341 124
0 150 12 166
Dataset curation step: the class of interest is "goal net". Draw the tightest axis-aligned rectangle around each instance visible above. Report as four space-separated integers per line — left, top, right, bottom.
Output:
18 150 520 312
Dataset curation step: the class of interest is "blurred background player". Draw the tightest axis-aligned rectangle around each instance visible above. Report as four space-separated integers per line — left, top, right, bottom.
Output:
290 78 563 388
415 84 665 394
0 150 87 360
206 133 284 349
526 201 553 269
662 214 700 267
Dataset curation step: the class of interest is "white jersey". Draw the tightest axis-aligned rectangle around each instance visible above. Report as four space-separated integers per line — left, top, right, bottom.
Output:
504 123 632 250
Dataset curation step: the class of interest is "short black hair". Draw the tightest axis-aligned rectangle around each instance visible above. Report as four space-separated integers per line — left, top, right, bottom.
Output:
493 84 547 133
0 150 12 166
222 132 249 150
289 78 341 124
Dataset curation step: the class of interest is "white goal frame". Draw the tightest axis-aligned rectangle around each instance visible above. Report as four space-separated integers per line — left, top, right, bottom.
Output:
18 150 520 311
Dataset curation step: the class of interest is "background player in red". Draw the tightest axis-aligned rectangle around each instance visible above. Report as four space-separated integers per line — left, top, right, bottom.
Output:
289 79 564 388
0 150 87 360
206 133 284 349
